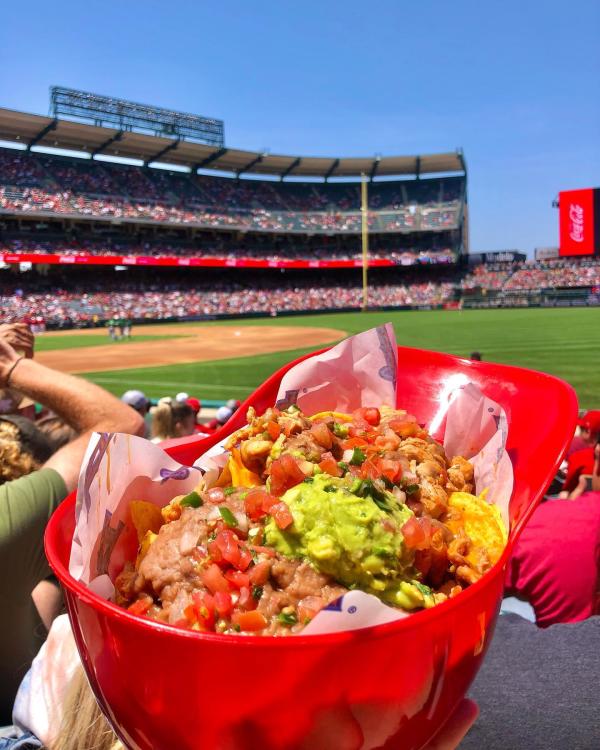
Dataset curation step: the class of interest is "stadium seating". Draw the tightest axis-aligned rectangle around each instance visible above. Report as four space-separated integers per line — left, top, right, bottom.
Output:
0 276 456 326
0 147 463 234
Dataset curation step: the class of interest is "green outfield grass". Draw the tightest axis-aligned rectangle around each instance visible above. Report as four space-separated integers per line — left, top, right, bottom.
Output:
74 307 600 408
35 333 174 352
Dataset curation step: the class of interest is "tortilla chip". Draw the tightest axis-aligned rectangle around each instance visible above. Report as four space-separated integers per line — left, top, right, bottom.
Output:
226 447 261 487
447 491 507 567
136 530 158 568
130 500 163 543
309 411 353 422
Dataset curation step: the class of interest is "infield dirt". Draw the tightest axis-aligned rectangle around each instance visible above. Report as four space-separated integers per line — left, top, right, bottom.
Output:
37 325 345 374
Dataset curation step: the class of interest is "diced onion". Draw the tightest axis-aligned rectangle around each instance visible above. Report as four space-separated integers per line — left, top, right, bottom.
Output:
233 511 249 533
179 528 199 555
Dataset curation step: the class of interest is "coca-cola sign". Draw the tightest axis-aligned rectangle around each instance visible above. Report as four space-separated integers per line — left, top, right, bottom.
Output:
559 188 599 257
569 204 584 243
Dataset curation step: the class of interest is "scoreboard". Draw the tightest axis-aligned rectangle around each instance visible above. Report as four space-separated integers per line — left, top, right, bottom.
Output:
559 188 600 256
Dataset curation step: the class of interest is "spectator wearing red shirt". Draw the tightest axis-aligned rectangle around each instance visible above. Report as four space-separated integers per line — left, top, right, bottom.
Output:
560 410 600 495
505 491 600 627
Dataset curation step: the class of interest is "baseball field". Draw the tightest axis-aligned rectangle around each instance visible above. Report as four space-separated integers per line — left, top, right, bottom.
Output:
34 307 600 409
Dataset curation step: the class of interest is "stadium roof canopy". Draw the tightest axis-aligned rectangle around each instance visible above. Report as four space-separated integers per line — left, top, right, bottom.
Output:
0 107 466 179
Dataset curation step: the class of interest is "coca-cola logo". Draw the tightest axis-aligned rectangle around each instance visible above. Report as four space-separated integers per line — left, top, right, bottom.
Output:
569 203 585 243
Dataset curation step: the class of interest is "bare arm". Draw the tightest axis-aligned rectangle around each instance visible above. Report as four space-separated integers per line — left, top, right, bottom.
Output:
593 443 600 493
0 339 144 492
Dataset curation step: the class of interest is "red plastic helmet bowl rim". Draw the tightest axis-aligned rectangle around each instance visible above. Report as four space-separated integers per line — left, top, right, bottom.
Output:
45 343 577 648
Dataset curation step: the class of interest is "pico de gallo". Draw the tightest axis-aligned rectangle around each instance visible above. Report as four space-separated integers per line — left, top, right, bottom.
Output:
115 404 507 635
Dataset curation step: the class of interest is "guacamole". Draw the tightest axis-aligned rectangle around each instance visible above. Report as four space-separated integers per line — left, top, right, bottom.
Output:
265 473 433 609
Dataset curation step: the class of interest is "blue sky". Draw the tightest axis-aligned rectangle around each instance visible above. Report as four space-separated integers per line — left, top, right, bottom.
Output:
1 0 599 254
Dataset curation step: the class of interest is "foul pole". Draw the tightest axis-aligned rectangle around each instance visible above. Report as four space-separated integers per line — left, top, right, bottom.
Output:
361 173 369 311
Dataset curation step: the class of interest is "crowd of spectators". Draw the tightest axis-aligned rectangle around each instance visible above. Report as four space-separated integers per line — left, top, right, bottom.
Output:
462 258 600 292
0 275 457 326
0 148 463 233
2 254 600 328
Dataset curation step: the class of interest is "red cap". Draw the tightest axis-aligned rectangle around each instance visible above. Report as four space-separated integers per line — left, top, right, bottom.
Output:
577 410 600 434
186 397 202 414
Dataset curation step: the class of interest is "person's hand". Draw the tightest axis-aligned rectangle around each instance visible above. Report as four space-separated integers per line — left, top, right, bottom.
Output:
295 698 478 750
0 334 24 387
0 323 34 359
424 699 479 750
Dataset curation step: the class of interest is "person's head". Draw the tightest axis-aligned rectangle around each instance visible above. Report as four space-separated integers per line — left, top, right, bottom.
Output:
226 399 241 413
175 391 190 403
151 398 196 440
0 414 54 484
51 667 123 750
186 397 202 416
121 389 150 416
216 406 234 426
577 410 600 445
469 351 482 361
35 414 79 452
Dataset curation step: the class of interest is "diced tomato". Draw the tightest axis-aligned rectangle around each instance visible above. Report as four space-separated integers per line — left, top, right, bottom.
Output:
261 494 280 513
401 517 428 550
269 501 294 529
354 407 381 426
127 597 152 616
207 540 224 565
184 603 197 624
319 452 342 477
360 459 381 480
249 560 271 585
342 436 369 450
225 569 251 589
192 591 216 630
245 488 268 520
377 458 403 483
201 563 231 594
215 530 241 568
214 591 234 617
207 487 225 504
238 585 258 610
266 420 281 441
236 545 253 572
310 422 333 449
269 454 306 497
232 610 268 632
348 419 370 438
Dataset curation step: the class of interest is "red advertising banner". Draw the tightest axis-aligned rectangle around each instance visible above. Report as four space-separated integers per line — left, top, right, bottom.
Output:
559 188 596 256
0 252 399 269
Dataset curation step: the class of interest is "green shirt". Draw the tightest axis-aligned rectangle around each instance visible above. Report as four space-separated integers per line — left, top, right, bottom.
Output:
0 468 67 722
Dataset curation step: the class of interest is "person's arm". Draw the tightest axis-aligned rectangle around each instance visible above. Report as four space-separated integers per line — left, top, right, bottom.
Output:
561 455 581 494
592 443 600 493
0 338 143 492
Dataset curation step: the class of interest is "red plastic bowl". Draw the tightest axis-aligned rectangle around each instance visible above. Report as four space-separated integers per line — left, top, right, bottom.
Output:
45 346 577 750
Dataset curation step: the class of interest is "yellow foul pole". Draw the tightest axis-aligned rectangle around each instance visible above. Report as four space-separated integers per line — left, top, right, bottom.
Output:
361 173 369 311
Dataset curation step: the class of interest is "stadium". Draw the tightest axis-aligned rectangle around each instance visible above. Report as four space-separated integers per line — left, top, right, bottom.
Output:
1 90 600 410
1 6 600 742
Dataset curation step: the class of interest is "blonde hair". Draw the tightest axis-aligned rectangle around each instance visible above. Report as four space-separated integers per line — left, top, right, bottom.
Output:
51 667 123 750
151 399 194 441
0 420 38 484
